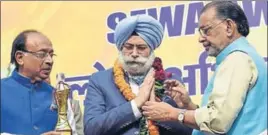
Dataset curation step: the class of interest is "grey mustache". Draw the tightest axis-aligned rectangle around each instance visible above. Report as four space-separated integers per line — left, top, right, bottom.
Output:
126 61 145 65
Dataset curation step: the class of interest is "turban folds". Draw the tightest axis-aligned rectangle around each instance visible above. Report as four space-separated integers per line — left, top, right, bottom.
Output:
114 15 164 50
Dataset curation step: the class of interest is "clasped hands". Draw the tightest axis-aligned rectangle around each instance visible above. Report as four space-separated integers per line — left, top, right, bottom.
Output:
134 69 194 121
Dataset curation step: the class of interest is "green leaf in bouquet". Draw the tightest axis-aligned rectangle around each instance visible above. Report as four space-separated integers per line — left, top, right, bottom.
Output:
139 116 149 135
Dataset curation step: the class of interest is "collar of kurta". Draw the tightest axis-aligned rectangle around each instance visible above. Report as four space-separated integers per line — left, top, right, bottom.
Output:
216 36 249 66
11 70 44 89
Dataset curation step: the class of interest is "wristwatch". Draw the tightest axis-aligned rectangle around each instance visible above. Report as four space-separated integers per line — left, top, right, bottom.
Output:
178 109 186 123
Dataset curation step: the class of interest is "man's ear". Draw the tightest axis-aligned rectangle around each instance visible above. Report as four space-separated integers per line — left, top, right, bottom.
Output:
226 19 236 37
15 51 24 66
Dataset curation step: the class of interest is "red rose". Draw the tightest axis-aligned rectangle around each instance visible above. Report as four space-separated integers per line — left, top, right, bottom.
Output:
158 69 165 75
155 69 166 81
165 72 172 78
154 57 162 63
158 73 166 81
153 62 163 70
153 57 163 70
153 57 163 71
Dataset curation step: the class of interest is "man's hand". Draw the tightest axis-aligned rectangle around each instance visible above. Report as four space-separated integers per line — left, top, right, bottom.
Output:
164 79 197 110
149 85 161 102
142 101 178 121
41 131 61 135
134 68 155 108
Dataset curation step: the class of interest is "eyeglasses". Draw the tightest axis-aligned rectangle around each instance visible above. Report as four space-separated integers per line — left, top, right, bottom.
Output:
21 50 57 59
122 43 149 54
198 19 227 37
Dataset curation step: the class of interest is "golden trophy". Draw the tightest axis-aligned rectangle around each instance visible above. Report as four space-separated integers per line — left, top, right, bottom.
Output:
54 73 72 135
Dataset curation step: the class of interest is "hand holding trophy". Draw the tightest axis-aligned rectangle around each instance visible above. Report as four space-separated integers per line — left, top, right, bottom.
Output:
54 73 72 135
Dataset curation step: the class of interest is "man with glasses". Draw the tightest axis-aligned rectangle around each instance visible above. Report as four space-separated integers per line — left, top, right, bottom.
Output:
142 1 267 135
2 30 60 135
83 15 192 135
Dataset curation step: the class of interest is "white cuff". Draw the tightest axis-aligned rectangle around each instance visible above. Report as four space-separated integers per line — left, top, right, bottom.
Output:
130 100 142 119
194 106 209 127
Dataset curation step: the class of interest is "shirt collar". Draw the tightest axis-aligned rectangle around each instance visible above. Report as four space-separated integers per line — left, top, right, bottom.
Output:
216 36 247 66
11 70 44 89
123 70 146 86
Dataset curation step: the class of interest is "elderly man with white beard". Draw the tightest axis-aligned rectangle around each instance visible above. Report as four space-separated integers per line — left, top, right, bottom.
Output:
83 15 193 135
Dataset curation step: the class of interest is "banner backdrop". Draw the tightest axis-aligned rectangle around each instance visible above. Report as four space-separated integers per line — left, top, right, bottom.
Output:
1 1 267 112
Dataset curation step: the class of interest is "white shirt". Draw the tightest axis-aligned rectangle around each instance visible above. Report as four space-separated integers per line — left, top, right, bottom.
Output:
129 79 143 119
195 52 258 134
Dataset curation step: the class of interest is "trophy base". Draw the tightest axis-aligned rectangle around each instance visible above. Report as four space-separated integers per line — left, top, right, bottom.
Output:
55 130 72 135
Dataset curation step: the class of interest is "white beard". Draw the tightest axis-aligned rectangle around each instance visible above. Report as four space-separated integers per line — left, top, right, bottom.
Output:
118 52 155 76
